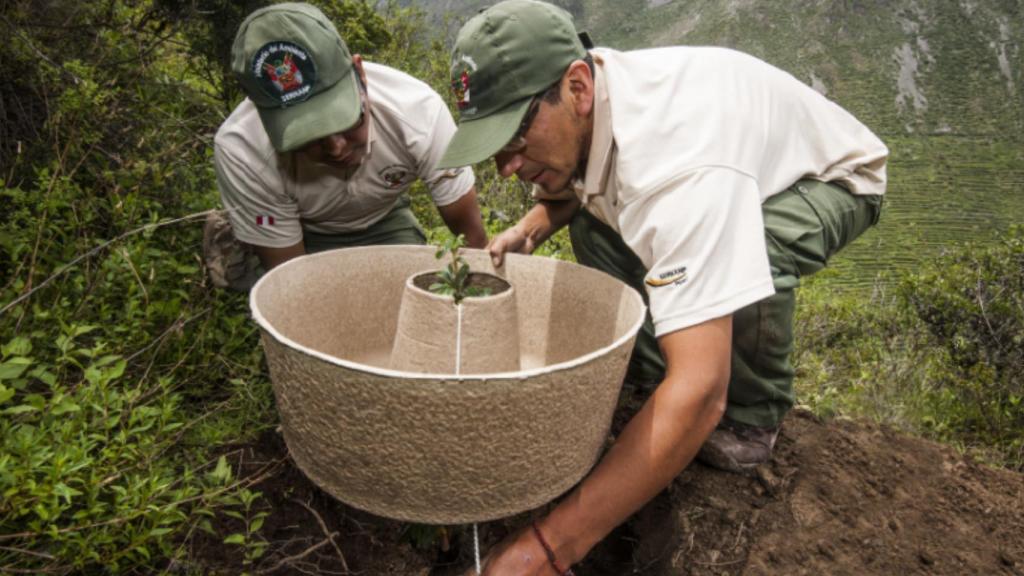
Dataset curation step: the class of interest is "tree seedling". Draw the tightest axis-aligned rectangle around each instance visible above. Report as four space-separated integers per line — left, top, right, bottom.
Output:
428 234 491 305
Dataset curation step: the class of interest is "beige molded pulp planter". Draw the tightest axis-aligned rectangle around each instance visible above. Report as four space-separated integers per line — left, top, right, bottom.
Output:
250 246 645 524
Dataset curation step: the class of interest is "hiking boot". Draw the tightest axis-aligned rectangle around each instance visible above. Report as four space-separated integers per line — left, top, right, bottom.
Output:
696 418 780 475
202 210 263 292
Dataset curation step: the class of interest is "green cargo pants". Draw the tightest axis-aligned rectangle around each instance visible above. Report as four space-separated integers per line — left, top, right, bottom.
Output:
302 195 427 252
569 179 882 428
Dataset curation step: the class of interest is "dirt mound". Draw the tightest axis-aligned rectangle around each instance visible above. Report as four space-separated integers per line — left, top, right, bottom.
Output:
191 409 1024 575
586 408 1024 576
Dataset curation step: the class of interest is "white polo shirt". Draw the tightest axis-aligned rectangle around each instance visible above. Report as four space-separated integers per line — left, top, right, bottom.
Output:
538 47 888 337
214 62 475 248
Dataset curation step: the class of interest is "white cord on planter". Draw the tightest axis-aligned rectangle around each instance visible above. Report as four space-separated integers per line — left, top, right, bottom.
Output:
455 303 463 375
474 522 482 574
459 307 480 574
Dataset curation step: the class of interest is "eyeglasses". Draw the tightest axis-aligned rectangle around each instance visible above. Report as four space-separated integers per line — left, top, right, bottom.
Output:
500 81 560 153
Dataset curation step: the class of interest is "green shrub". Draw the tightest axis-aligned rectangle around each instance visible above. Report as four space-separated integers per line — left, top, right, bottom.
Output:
899 226 1024 464
793 227 1024 471
793 281 950 429
0 0 385 572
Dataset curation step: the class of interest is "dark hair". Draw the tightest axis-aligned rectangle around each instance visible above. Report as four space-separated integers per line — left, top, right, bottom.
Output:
542 53 595 104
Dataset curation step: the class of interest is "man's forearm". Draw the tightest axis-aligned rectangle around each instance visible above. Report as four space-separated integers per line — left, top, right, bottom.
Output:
438 188 487 248
253 241 305 271
541 318 731 565
515 198 580 249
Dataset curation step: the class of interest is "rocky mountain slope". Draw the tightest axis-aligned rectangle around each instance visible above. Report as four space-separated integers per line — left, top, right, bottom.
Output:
406 0 1023 139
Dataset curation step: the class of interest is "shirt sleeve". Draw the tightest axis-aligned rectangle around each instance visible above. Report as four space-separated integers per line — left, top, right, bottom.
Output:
617 167 776 337
213 141 303 248
412 97 476 207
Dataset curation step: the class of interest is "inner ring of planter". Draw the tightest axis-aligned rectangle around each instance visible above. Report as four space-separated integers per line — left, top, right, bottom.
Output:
390 270 520 374
250 246 646 524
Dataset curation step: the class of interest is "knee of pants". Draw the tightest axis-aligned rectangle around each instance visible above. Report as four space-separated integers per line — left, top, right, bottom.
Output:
731 288 797 385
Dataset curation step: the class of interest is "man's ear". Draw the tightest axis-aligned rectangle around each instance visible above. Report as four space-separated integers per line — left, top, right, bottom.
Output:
352 54 367 86
565 59 594 118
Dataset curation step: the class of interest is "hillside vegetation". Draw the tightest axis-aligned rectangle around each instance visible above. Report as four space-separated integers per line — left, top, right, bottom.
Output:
410 0 1024 285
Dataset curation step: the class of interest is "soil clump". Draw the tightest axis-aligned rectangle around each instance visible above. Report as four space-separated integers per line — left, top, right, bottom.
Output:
188 397 1024 575
411 271 511 295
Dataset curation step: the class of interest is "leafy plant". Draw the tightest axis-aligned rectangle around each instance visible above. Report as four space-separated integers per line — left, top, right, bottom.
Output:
428 234 491 305
221 485 270 574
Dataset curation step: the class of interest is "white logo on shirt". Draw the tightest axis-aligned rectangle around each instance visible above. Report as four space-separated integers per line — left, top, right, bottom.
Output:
646 266 688 287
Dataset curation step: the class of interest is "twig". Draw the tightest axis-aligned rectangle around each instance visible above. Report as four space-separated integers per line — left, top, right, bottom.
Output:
0 544 56 560
125 308 210 363
0 209 216 318
732 520 746 550
292 498 349 574
258 535 338 574
118 247 149 306
0 564 68 575
693 557 744 566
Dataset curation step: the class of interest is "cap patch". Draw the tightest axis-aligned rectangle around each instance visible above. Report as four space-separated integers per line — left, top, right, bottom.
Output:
252 41 317 106
451 54 478 113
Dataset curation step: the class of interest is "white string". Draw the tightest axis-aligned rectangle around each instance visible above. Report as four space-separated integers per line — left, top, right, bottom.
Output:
474 522 482 574
454 305 479 573
459 308 479 574
455 303 463 375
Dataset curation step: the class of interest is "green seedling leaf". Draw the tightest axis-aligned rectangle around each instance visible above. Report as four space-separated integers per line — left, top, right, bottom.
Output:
209 455 233 484
52 398 81 415
224 533 246 545
0 358 32 381
2 337 32 358
0 384 14 404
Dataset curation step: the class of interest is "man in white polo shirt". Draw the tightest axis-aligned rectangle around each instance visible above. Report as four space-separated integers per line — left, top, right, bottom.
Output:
208 3 485 288
438 0 886 572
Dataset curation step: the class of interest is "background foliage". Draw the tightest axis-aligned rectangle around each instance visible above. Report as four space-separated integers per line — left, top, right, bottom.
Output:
0 1 437 572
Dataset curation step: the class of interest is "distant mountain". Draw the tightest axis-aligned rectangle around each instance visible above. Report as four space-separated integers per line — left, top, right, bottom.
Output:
401 0 1024 139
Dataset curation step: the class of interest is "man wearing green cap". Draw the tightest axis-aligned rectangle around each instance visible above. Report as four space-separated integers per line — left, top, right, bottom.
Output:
439 0 887 572
209 3 485 284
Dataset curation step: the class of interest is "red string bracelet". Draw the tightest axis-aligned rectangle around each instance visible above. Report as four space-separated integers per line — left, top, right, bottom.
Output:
531 521 575 576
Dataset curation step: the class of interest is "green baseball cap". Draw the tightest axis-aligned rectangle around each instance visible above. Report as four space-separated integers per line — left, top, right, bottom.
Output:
438 0 591 169
231 3 360 152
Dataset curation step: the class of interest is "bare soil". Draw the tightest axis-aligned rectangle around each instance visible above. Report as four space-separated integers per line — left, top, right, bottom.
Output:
412 271 511 296
188 392 1024 575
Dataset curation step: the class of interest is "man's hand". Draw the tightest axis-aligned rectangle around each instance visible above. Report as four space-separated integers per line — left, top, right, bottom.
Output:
463 523 555 576
487 198 581 267
488 226 536 267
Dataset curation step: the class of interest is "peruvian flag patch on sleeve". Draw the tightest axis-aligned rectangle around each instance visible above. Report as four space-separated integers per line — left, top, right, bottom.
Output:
256 215 276 226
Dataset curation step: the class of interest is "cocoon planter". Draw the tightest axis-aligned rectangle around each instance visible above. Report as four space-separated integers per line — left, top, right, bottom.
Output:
250 246 645 524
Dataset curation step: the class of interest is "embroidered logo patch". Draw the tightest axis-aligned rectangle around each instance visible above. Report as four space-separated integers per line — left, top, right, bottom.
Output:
645 266 688 287
255 215 276 227
453 70 471 110
450 54 477 112
252 41 317 106
379 165 410 189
